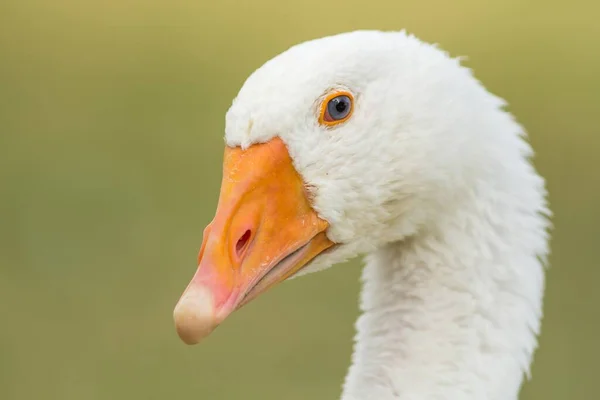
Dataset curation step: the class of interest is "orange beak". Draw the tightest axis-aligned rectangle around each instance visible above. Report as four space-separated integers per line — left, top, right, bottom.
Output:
173 137 334 344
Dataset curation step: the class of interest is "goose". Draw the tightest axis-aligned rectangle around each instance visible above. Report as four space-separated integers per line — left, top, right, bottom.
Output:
173 30 550 400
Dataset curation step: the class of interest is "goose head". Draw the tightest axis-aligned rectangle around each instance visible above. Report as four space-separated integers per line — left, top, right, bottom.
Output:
173 30 527 344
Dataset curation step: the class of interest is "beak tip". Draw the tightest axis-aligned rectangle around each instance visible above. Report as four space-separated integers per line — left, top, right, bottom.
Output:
173 285 218 345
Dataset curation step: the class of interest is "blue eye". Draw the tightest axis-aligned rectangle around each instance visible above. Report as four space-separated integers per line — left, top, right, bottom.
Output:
326 95 352 121
320 92 354 125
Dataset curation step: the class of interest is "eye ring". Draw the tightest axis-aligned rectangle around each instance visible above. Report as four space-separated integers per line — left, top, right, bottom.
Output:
319 91 354 127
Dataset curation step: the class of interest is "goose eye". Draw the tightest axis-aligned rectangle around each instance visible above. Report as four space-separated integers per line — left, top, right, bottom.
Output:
320 91 354 126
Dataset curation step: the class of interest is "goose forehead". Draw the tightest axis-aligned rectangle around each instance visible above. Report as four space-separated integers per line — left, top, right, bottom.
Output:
224 33 400 146
223 30 450 148
223 65 352 147
234 30 435 96
232 46 376 109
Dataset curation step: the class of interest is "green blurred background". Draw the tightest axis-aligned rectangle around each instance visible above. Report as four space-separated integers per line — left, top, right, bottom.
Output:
1 0 598 399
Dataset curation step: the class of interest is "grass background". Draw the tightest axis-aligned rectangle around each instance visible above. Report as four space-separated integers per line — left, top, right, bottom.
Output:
1 0 599 399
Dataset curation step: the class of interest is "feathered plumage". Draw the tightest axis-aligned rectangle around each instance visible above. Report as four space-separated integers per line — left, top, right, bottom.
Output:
175 30 551 400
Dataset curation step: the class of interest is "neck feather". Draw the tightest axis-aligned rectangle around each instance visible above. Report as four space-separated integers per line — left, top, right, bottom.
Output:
340 174 549 400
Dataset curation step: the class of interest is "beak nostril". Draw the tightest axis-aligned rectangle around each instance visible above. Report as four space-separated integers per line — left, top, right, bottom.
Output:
235 229 252 259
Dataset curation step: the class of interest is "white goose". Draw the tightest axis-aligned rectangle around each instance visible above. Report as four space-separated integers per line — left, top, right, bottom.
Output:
173 30 550 400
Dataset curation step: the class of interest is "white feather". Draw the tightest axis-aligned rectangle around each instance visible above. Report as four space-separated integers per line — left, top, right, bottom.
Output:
225 30 551 400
